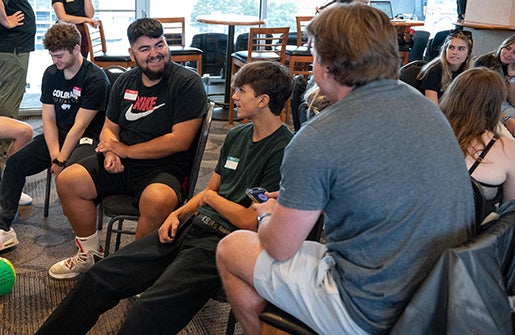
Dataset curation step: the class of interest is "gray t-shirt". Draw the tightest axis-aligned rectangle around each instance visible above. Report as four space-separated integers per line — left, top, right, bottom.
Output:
278 79 475 334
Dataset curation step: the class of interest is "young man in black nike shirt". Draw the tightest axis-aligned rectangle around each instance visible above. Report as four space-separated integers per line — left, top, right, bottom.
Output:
48 18 207 279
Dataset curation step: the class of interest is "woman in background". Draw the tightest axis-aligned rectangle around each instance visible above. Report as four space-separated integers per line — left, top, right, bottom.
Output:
418 30 473 105
440 67 515 212
52 0 99 57
474 35 515 136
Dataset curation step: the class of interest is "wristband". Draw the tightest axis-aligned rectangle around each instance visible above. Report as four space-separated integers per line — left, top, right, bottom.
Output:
502 115 512 125
52 158 66 167
257 212 272 228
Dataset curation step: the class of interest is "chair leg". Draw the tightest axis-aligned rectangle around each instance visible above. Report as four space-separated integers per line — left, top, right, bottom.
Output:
225 308 237 335
44 168 52 217
400 50 410 65
104 217 115 257
114 218 124 253
96 203 103 231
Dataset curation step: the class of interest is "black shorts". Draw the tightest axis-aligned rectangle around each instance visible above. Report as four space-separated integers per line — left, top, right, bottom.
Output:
77 152 184 206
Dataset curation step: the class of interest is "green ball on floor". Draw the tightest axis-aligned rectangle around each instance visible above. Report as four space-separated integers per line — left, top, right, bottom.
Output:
0 257 16 296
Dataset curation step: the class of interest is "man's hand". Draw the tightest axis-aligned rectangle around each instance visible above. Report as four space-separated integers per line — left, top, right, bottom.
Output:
96 138 129 158
158 213 181 244
88 19 100 28
5 11 24 28
252 191 278 217
51 163 64 176
103 151 124 173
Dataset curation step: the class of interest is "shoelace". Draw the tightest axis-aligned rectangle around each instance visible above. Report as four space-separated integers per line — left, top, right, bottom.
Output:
65 252 89 269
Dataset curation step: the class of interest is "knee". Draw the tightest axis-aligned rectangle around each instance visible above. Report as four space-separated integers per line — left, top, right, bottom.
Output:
139 184 178 215
216 230 256 267
19 125 33 144
56 164 94 198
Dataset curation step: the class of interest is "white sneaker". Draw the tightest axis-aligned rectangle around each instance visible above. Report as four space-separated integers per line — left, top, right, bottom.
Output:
0 227 19 252
49 238 104 280
18 192 32 206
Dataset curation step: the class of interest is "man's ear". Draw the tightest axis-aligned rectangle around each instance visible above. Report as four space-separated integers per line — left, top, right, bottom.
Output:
258 94 270 107
128 47 135 62
74 44 81 55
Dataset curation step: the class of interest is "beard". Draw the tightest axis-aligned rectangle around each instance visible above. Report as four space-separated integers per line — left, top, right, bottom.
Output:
137 56 172 81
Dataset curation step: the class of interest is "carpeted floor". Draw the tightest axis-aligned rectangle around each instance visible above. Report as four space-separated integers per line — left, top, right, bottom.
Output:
0 114 252 335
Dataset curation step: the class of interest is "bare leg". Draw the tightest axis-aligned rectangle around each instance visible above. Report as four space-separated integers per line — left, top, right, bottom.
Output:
216 230 267 335
56 164 98 237
0 117 33 158
136 183 178 239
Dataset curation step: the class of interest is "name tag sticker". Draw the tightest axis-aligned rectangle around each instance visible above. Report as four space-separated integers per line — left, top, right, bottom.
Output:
124 89 138 101
79 137 93 145
72 86 82 98
224 156 239 170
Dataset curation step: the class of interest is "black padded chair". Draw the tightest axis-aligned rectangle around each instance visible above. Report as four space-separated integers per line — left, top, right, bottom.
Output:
408 30 430 63
399 60 426 94
190 33 228 76
102 101 214 256
424 29 451 62
390 208 515 334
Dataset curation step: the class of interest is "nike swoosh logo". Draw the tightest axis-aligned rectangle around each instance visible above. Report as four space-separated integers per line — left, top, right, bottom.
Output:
125 103 166 121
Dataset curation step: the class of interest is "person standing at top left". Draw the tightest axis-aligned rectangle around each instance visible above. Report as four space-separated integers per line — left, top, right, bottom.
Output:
0 0 35 119
52 0 99 57
0 23 109 253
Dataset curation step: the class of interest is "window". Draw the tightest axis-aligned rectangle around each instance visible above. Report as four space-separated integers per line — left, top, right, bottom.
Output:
20 0 459 111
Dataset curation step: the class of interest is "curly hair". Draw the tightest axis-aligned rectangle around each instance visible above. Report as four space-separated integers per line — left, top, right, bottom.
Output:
43 23 81 53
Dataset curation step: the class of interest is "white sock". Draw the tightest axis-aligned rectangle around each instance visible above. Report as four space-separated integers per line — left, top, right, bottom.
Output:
75 231 99 253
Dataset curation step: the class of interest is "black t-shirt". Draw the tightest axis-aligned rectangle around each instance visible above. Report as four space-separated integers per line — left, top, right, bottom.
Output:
0 0 35 53
51 0 86 17
420 62 462 99
107 62 207 177
40 59 109 141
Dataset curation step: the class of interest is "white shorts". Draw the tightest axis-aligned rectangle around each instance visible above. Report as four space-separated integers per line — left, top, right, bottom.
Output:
253 241 369 335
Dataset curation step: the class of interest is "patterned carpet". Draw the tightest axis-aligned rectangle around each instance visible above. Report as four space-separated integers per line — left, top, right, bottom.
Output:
0 116 248 335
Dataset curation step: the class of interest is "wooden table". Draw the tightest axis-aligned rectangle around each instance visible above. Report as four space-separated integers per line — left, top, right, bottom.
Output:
390 19 425 28
197 14 265 120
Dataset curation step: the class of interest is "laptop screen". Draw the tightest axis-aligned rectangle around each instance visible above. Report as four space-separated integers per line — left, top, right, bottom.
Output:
369 0 393 19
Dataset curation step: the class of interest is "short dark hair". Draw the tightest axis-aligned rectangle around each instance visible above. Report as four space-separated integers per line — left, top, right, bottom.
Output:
232 61 293 116
43 23 81 53
127 18 164 45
